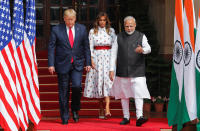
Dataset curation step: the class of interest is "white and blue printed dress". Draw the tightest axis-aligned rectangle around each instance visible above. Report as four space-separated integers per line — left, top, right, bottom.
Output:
84 27 116 98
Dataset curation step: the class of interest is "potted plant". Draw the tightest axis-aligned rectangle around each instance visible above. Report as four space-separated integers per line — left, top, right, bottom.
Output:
143 98 152 118
152 96 164 112
163 96 169 112
143 98 152 112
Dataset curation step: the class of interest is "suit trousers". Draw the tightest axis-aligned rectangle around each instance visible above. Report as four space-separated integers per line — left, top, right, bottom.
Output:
57 64 83 121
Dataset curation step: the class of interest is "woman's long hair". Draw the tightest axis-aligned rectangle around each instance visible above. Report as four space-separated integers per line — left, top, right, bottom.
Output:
93 12 111 35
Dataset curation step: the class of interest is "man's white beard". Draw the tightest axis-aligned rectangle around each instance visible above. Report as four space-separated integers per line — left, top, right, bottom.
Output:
126 31 134 35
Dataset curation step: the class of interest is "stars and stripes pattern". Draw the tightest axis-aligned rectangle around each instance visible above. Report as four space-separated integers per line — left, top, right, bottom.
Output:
0 0 41 130
0 0 20 130
24 0 41 125
13 0 32 130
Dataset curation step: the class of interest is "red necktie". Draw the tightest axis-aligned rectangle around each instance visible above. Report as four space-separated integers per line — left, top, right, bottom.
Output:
69 28 74 63
69 28 74 47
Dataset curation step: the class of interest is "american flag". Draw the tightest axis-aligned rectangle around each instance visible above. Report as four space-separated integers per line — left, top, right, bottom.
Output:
23 0 41 125
0 0 20 130
0 0 40 130
13 0 33 130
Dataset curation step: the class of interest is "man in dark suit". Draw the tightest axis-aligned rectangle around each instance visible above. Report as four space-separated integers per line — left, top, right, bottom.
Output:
48 9 91 125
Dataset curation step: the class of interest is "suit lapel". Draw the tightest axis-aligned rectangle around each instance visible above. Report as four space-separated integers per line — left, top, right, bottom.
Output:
61 24 71 48
73 24 79 48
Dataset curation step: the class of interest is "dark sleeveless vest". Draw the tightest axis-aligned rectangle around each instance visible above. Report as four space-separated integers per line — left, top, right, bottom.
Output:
116 30 145 77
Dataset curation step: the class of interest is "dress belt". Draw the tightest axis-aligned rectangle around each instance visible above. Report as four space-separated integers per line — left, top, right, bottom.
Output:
94 46 111 50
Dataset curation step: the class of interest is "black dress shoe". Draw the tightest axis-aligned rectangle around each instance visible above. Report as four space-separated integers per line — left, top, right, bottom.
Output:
120 118 130 125
72 111 79 122
136 116 148 126
62 120 68 125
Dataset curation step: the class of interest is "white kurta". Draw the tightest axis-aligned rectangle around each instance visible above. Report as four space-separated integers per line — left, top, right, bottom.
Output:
110 33 151 99
84 27 116 98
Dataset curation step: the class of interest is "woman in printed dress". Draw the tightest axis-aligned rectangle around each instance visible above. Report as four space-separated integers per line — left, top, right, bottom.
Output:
84 12 116 119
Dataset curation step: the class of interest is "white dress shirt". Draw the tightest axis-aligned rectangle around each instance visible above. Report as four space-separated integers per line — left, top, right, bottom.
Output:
66 26 75 41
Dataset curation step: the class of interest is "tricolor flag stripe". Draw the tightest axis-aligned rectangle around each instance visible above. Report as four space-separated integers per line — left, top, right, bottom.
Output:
167 0 184 127
195 4 200 124
184 0 195 50
175 0 184 46
183 0 197 123
174 0 184 96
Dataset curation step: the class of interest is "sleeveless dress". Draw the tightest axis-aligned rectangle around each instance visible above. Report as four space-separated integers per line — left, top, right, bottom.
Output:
84 27 116 98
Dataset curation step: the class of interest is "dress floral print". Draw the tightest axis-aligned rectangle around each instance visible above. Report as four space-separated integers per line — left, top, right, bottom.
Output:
84 27 116 98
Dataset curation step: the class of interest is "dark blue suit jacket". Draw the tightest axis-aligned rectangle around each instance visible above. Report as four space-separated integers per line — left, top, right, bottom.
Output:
48 23 91 74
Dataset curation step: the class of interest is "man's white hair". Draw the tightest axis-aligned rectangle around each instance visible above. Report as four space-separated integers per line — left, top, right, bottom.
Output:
124 16 136 23
64 9 76 17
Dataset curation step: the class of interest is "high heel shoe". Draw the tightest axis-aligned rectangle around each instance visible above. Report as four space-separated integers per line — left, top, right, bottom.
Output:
105 113 111 120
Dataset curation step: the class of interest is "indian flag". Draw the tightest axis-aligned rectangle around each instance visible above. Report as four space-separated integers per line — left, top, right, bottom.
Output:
181 0 197 128
195 6 200 131
167 0 184 127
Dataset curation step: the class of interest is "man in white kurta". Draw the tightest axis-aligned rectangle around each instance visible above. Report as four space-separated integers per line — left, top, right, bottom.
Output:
109 16 151 126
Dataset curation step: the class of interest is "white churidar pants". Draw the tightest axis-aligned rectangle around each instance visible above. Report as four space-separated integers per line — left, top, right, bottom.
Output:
121 98 143 120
